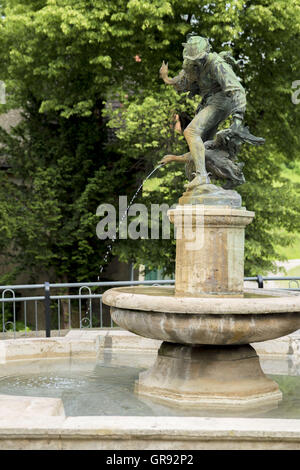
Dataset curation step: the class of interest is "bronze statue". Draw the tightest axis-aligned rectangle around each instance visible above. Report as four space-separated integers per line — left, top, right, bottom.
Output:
159 35 264 202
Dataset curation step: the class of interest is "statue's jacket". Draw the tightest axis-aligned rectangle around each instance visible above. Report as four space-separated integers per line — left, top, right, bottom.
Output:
173 52 246 117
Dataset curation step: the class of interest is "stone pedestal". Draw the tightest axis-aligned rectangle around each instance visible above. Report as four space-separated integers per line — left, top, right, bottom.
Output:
168 205 254 296
179 182 242 207
135 342 282 409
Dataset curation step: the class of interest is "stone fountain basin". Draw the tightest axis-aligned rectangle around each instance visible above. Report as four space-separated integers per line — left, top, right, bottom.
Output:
102 286 300 346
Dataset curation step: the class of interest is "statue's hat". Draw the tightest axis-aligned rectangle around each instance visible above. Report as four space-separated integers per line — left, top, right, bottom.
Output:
182 36 209 60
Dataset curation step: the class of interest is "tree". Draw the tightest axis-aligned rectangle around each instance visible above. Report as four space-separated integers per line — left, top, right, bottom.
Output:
0 0 183 282
104 0 300 276
0 0 299 282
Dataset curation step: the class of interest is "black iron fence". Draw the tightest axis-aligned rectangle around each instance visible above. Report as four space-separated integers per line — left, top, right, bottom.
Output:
0 280 174 339
1 276 300 339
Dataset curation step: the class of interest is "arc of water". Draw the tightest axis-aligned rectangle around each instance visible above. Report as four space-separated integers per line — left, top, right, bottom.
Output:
98 164 163 279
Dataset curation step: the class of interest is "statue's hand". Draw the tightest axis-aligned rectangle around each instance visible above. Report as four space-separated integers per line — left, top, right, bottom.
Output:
159 61 169 80
158 154 176 165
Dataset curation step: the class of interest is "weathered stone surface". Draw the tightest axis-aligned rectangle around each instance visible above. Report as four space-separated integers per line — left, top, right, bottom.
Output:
135 342 282 409
168 205 254 295
253 335 292 357
96 329 161 352
103 286 300 315
0 395 65 419
178 183 242 206
0 335 99 363
110 307 300 345
1 415 300 450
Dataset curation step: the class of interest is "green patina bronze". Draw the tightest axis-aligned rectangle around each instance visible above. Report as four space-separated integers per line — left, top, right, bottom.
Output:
159 34 265 206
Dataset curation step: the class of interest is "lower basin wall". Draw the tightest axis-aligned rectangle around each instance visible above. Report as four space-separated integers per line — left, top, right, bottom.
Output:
0 329 300 450
1 328 300 363
1 416 300 450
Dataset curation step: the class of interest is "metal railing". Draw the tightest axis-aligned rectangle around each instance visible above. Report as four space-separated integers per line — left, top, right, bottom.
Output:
0 280 174 339
244 276 300 289
1 276 300 339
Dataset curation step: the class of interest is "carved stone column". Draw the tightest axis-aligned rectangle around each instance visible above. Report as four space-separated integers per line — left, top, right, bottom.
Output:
168 205 254 296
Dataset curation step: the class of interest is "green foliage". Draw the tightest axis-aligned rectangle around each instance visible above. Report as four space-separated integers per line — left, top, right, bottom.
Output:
0 0 190 117
0 0 299 281
0 301 31 332
0 101 137 282
104 86 198 165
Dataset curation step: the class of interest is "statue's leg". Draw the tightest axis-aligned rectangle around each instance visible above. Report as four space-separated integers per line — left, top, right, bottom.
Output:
202 123 220 143
183 109 208 185
183 104 228 187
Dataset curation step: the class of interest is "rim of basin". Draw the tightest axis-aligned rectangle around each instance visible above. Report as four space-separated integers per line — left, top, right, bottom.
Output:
102 287 300 315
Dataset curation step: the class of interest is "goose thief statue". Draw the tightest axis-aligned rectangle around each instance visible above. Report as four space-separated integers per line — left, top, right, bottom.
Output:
159 34 265 205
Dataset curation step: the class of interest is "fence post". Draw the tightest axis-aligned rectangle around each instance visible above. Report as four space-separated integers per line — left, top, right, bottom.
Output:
44 282 51 338
257 275 264 289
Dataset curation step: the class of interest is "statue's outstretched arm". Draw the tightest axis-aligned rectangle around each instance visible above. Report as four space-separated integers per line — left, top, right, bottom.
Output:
159 62 187 89
159 153 189 165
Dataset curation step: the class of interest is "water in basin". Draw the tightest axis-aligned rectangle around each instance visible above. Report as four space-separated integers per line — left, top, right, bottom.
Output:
1 352 300 418
115 286 291 298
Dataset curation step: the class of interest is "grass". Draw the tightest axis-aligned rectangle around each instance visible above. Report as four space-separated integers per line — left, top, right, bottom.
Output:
275 162 300 260
276 265 300 288
277 234 300 260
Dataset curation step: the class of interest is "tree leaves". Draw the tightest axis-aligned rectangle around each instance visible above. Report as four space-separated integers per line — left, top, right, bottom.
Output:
0 0 299 281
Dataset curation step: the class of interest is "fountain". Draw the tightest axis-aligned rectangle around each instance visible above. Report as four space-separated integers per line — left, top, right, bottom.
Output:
102 35 300 411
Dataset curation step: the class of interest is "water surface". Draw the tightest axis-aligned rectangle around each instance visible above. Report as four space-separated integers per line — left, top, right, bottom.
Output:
115 286 286 299
0 352 300 418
